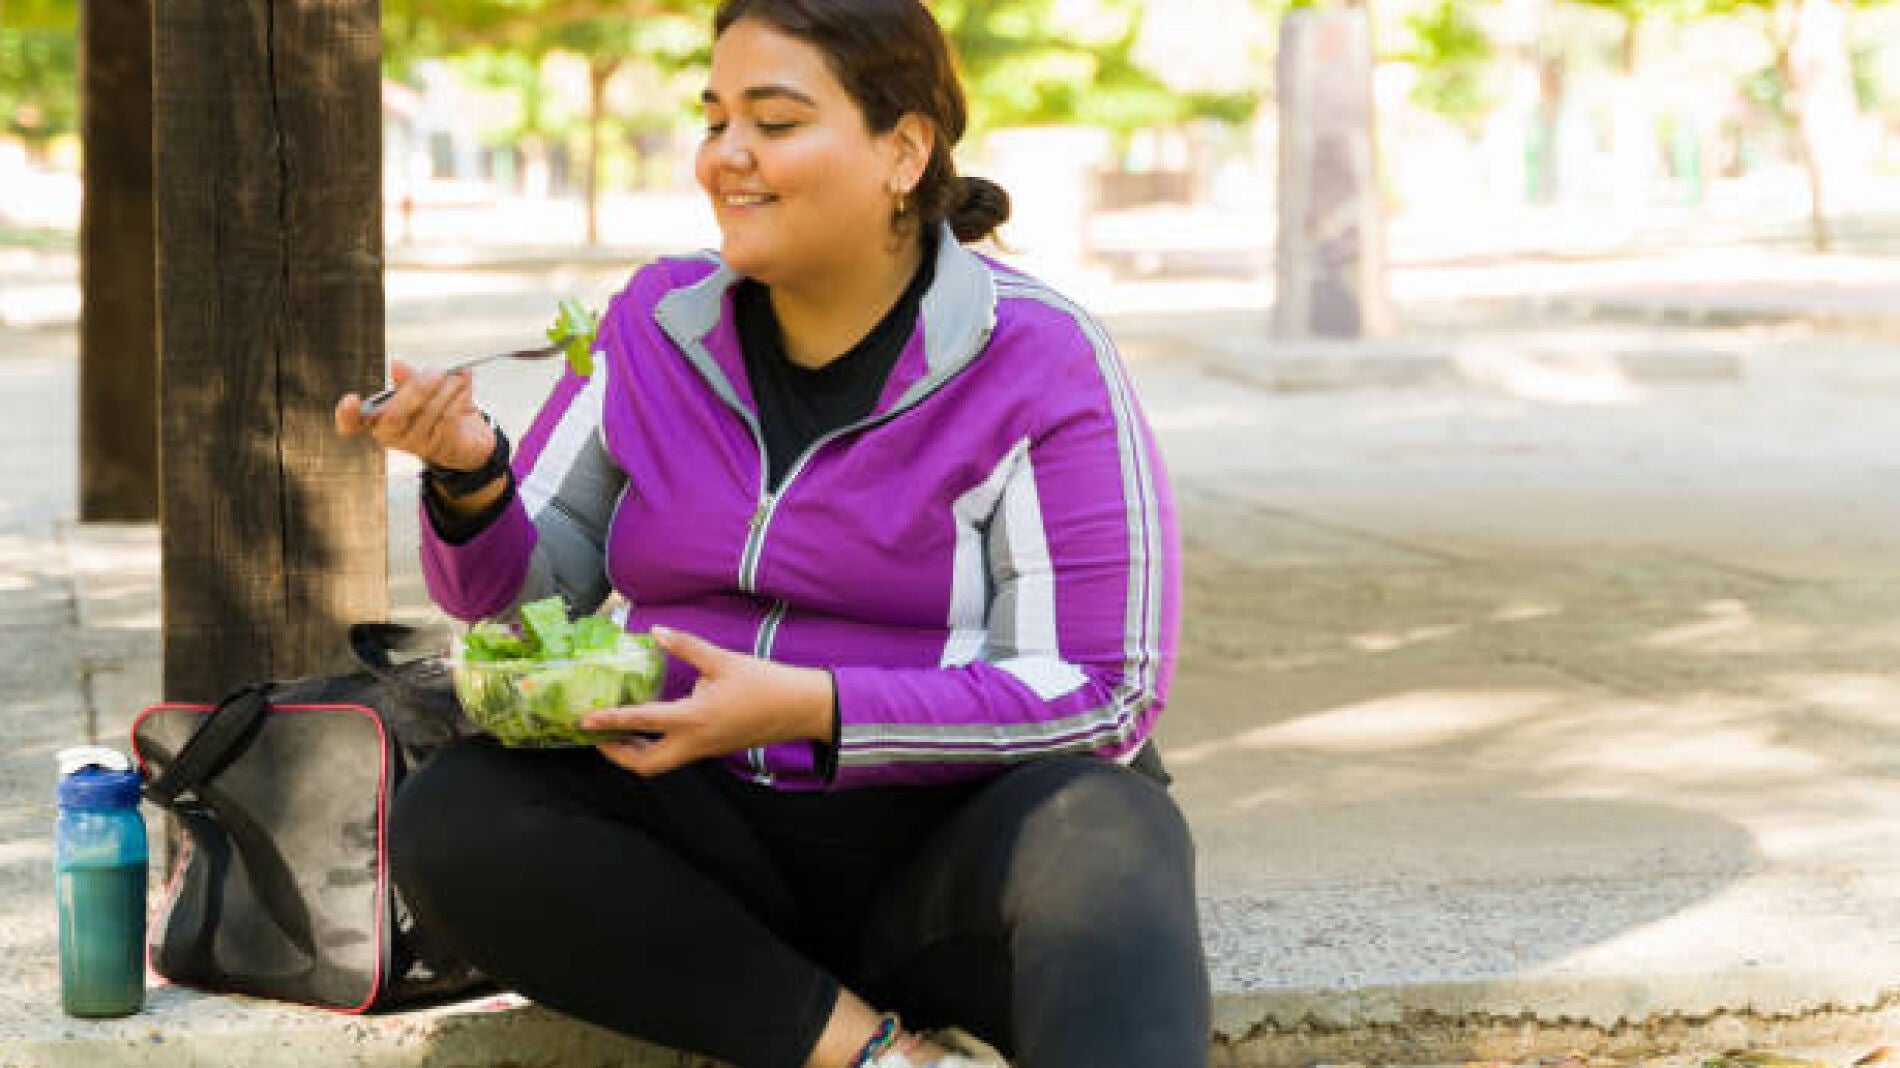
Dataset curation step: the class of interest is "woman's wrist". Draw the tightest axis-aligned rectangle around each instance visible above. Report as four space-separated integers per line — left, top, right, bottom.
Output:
424 418 511 517
786 664 837 744
425 419 508 493
428 472 509 518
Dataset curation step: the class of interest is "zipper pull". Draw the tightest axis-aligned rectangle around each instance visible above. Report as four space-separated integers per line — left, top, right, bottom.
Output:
750 493 775 529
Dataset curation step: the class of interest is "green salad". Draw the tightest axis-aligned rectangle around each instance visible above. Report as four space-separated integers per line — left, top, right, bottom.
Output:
452 595 665 747
549 299 601 378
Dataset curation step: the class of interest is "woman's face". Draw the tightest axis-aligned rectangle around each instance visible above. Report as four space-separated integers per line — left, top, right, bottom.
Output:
696 18 920 286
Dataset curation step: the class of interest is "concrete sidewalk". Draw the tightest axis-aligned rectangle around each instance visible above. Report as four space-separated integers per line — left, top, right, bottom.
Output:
0 299 1896 1065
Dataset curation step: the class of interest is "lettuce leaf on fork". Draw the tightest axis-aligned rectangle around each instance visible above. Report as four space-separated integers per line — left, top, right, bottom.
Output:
548 299 601 378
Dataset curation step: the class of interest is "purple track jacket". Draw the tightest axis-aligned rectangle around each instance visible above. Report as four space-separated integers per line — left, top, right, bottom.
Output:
421 228 1180 791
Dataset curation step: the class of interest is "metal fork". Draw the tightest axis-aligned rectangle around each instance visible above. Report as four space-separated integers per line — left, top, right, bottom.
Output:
358 335 577 417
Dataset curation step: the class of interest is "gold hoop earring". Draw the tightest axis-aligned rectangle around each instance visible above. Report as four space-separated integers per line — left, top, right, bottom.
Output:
894 187 909 217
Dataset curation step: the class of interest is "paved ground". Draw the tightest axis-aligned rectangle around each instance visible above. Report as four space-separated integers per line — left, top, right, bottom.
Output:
0 248 1894 1065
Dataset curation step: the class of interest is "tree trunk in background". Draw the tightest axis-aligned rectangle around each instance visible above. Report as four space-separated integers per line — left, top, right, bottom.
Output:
152 0 388 700
1776 0 1855 253
1533 53 1566 205
584 59 616 247
1274 6 1392 338
1781 39 1832 253
79 0 158 521
1607 13 1652 209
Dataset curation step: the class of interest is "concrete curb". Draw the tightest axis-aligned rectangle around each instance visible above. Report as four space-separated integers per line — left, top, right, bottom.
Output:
0 992 702 1068
1423 296 1900 344
5 977 1892 1067
1215 977 1899 1045
1214 985 1900 1066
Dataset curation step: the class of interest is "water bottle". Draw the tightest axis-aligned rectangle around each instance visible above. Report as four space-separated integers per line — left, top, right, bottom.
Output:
55 745 148 1018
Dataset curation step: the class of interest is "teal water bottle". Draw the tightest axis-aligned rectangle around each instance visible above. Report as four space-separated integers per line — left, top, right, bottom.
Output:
55 746 148 1018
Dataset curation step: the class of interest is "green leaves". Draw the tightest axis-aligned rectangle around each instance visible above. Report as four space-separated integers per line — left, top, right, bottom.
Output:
452 595 669 747
1398 0 1498 136
938 0 1221 135
464 595 651 662
0 0 77 32
548 298 600 378
0 1 78 148
461 621 534 661
518 595 577 657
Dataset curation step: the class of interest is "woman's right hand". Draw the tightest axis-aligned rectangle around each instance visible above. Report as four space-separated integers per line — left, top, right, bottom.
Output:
334 360 495 471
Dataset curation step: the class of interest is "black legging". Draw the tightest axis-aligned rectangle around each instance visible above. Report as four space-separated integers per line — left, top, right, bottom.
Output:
389 738 1210 1068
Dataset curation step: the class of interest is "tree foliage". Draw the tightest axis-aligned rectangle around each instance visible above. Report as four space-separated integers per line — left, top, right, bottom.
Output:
1393 0 1497 136
0 0 75 31
384 0 706 82
930 0 1254 134
385 0 705 241
0 0 78 150
393 0 1256 154
1569 0 1895 252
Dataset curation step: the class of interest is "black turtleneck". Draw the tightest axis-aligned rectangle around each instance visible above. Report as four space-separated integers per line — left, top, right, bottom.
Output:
736 237 937 491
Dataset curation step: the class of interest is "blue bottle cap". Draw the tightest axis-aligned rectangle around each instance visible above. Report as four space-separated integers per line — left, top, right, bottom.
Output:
58 765 143 811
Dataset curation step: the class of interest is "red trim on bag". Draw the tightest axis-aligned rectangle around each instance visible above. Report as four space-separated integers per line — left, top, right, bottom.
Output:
130 701 393 1015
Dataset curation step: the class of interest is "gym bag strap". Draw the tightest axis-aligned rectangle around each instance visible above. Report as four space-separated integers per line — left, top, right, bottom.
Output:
142 683 271 810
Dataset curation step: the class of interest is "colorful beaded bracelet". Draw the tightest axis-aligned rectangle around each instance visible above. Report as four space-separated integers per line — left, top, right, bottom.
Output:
849 1013 904 1068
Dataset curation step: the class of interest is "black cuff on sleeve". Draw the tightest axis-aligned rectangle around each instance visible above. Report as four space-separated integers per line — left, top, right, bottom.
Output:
424 418 510 498
809 669 842 786
422 470 517 546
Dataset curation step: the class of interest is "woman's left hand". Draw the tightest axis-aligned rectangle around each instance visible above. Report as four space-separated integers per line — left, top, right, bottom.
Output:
580 626 835 778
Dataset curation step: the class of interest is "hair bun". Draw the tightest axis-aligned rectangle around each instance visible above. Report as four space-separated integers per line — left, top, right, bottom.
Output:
949 175 1011 244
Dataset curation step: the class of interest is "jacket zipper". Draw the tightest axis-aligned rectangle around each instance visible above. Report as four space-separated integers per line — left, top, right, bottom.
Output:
658 296 993 779
743 598 791 780
738 324 995 635
738 399 945 593
736 425 883 785
754 599 789 658
729 416 776 782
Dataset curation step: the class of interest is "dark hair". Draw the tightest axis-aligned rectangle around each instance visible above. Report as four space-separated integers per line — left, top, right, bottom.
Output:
712 0 1010 244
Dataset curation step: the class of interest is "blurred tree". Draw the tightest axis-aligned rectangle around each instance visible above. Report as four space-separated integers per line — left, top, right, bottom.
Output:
0 0 79 160
1708 0 1889 251
539 10 701 243
1573 0 1891 250
384 0 704 244
1846 37 1881 110
452 48 567 196
1393 0 1497 137
383 0 1284 231
1560 0 1700 209
1568 0 1704 74
937 0 1252 137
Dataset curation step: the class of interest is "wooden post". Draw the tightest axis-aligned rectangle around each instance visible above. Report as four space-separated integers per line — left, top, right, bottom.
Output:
152 0 388 700
79 0 159 521
1273 6 1392 338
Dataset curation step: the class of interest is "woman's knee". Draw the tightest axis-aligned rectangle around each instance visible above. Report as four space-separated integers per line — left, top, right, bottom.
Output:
995 756 1196 914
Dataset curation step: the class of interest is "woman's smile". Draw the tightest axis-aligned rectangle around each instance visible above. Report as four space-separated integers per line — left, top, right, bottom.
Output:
719 191 779 211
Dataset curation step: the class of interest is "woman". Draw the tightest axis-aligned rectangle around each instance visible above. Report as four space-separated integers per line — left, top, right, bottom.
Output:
335 2 1207 1065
